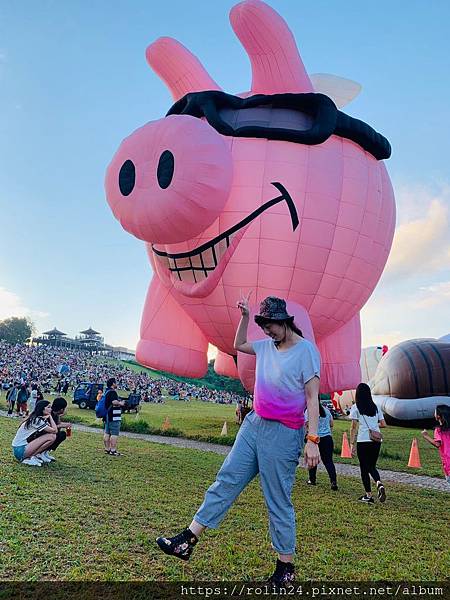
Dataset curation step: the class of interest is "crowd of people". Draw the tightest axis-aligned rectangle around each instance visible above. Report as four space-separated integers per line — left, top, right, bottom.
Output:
0 341 248 415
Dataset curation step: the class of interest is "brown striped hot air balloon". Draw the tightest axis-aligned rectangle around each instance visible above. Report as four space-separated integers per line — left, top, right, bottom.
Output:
371 339 450 426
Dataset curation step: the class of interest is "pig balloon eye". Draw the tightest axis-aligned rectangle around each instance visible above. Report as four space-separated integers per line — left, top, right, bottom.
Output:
157 150 175 189
119 160 136 196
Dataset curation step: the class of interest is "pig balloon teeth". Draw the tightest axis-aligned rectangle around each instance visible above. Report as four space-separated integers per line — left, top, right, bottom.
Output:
152 182 299 285
105 0 396 390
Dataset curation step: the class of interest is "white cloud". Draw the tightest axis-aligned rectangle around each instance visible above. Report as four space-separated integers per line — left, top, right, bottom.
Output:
361 279 450 348
384 185 450 280
0 287 49 323
412 281 450 309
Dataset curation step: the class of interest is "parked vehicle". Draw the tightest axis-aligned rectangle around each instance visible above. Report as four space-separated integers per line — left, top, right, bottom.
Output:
73 382 141 413
73 382 104 410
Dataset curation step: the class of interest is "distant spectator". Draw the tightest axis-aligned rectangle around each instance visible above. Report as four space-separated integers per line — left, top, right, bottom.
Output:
422 405 450 488
6 383 19 417
305 399 338 491
11 400 58 467
350 383 387 504
29 384 38 413
17 384 29 417
103 377 125 456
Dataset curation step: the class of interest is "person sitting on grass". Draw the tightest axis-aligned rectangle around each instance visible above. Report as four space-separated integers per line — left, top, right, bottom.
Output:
421 404 450 488
11 400 58 467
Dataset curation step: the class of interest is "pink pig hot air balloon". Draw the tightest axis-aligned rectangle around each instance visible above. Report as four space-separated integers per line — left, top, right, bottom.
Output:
105 0 395 394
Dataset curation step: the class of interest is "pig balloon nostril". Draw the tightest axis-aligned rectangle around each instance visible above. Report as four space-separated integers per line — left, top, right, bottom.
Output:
119 159 136 196
157 150 175 189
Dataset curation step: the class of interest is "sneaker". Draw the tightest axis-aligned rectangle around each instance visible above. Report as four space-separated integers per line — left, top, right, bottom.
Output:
156 528 198 561
330 482 338 491
358 494 375 504
306 480 316 486
35 453 52 464
267 559 295 587
43 451 56 462
377 483 386 503
22 457 42 467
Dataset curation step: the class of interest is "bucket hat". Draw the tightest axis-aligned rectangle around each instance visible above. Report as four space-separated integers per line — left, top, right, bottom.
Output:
254 297 293 326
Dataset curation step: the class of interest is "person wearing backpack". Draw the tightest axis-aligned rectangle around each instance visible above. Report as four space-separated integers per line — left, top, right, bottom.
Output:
349 383 387 504
102 377 125 456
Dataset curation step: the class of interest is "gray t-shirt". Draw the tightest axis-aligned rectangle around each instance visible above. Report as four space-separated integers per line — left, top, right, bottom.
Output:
252 338 321 429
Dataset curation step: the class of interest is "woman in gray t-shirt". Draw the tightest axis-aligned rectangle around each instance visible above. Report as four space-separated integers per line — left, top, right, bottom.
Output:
156 295 322 585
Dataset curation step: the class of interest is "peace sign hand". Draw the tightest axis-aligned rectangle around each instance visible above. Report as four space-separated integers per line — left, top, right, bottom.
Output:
237 290 253 317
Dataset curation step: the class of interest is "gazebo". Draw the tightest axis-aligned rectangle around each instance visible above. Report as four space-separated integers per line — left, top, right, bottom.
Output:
35 327 76 349
80 327 100 337
42 327 67 339
77 327 104 352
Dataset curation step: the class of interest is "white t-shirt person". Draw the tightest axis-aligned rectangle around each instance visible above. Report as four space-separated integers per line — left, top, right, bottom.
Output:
349 404 384 443
252 338 321 430
12 417 48 448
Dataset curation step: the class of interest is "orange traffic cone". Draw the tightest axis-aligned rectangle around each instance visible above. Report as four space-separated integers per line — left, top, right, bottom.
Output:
408 438 421 468
162 416 171 431
221 421 228 436
341 432 352 458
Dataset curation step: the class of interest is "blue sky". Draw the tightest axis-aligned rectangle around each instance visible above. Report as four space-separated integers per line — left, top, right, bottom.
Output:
0 0 449 350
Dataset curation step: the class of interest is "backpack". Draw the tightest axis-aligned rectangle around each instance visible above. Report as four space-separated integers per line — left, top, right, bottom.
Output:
95 388 110 418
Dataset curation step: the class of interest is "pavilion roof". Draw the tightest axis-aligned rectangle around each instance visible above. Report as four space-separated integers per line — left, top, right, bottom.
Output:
42 327 66 336
80 327 100 335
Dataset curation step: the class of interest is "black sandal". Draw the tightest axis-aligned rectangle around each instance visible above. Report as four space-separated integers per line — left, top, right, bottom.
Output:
109 450 122 456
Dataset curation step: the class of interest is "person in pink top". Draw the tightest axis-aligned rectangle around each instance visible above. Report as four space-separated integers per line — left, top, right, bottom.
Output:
156 296 321 585
422 405 450 487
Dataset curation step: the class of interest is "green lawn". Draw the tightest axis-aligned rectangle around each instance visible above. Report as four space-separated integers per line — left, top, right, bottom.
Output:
3 392 443 478
0 416 448 582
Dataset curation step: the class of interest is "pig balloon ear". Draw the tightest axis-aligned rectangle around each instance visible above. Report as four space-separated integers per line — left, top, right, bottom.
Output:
146 37 222 101
310 73 362 108
230 0 313 94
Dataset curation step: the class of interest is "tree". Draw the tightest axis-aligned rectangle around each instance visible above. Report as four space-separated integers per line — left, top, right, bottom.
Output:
0 317 34 345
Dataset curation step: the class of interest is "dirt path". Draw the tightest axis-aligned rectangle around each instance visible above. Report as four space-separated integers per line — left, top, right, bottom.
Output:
72 422 449 492
2 411 447 491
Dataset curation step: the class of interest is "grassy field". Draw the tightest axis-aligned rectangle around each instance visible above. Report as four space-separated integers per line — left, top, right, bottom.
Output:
2 393 443 478
0 416 448 582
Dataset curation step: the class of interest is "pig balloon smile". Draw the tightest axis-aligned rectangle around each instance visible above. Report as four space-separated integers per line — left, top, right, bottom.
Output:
152 182 299 293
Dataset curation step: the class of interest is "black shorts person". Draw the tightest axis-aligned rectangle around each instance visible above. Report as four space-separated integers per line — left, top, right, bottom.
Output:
34 397 71 462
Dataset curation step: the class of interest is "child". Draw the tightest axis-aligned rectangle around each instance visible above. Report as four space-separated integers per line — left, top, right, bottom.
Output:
11 400 58 467
422 405 450 488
